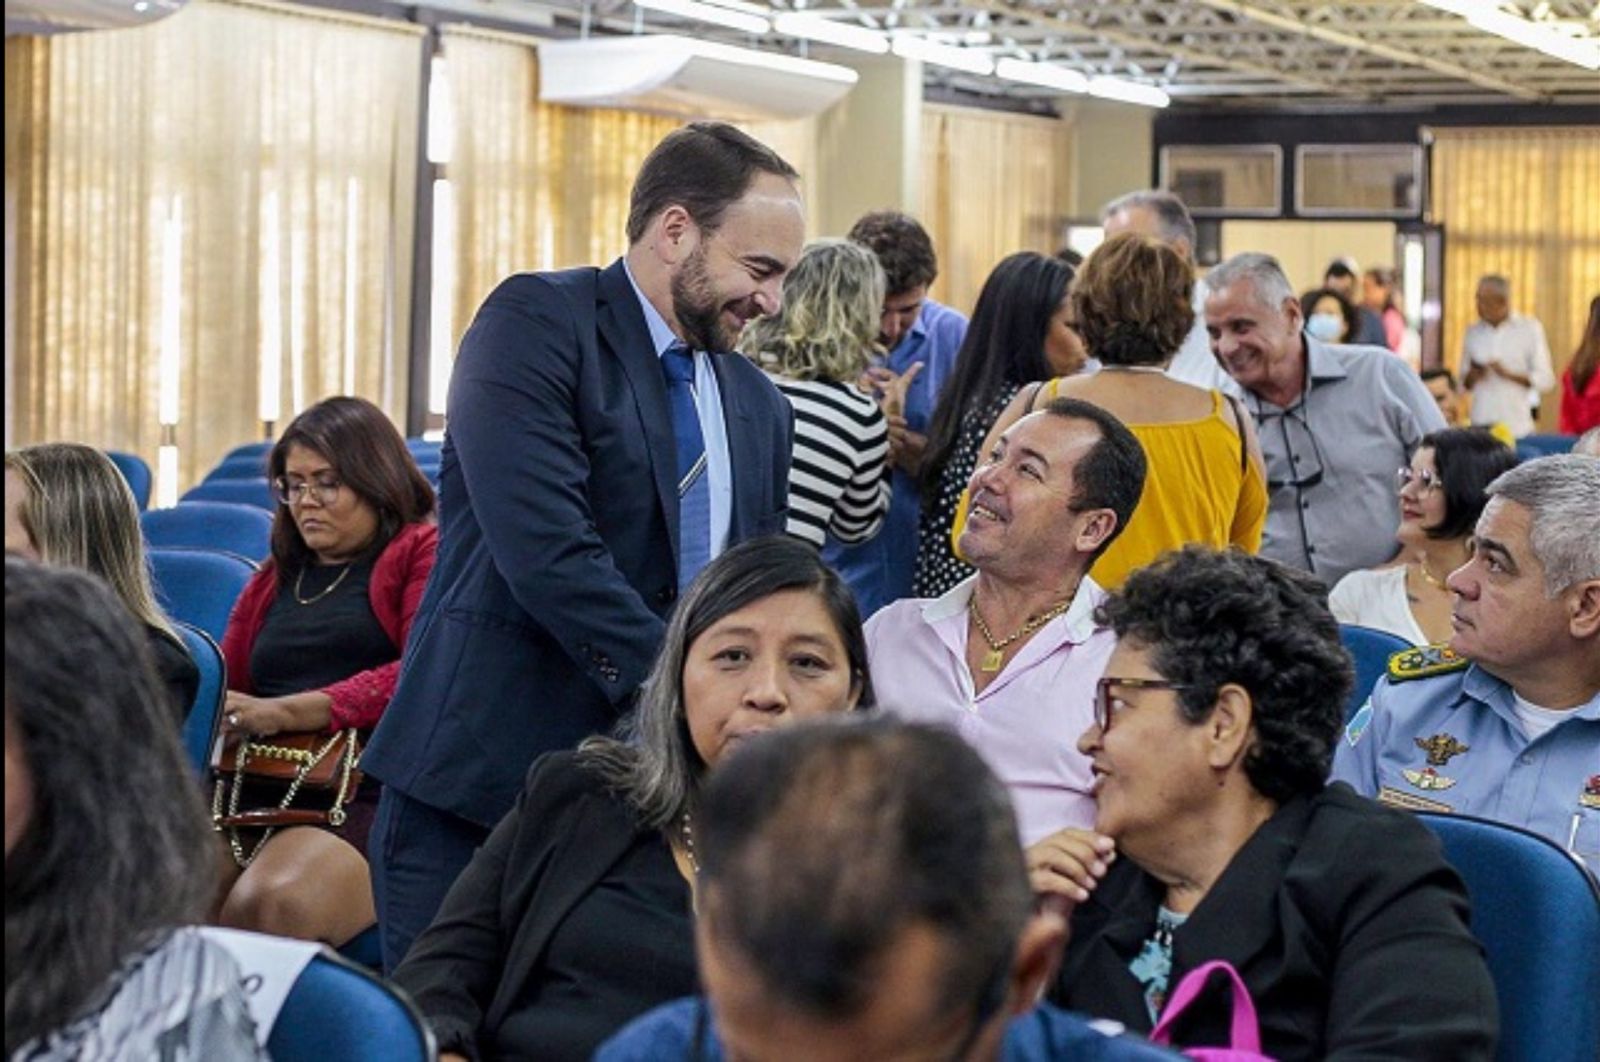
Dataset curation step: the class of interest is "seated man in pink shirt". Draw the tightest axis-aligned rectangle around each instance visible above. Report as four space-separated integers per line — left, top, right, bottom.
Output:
865 397 1146 848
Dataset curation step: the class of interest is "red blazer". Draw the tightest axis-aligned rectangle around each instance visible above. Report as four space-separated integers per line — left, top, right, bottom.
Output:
1558 365 1600 435
221 522 438 730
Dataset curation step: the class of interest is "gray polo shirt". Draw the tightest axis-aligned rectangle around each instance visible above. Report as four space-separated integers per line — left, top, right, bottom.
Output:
1243 336 1445 588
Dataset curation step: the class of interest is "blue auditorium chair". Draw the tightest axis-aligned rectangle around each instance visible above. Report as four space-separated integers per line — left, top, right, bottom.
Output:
148 548 256 643
142 501 274 564
106 450 152 511
1515 433 1576 461
181 478 277 512
1416 812 1600 1062
269 949 436 1061
173 621 226 772
1337 624 1412 722
221 440 275 463
205 454 273 482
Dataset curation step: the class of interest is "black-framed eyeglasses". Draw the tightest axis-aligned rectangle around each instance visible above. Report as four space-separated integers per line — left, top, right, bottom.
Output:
1094 677 1195 734
272 476 342 507
1256 404 1327 491
1396 466 1443 495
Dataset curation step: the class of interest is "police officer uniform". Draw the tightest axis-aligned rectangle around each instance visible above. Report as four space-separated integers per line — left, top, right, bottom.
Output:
1330 645 1600 861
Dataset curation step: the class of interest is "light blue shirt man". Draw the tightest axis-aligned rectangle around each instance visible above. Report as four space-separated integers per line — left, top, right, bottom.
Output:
824 298 968 617
1332 656 1600 863
624 260 733 557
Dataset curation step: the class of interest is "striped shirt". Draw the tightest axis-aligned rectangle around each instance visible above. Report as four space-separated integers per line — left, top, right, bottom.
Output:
769 375 891 548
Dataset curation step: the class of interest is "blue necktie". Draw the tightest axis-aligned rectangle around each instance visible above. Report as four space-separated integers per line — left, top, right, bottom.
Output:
662 343 711 591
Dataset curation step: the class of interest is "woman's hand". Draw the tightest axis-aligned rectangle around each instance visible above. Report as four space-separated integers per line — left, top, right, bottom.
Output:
1027 827 1116 904
222 691 333 736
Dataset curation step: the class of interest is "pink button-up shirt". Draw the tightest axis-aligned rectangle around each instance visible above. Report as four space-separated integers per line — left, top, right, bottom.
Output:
864 576 1115 846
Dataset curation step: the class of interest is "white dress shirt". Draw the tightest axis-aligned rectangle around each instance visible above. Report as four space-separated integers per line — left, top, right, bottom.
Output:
1463 314 1555 438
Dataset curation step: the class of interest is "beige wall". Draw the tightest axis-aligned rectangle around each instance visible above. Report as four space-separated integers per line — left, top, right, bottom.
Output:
812 56 923 238
1065 99 1155 220
1220 220 1398 294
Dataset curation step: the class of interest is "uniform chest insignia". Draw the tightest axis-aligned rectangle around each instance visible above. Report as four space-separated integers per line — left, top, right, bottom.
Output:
1387 644 1468 683
1414 733 1469 767
1403 766 1457 791
1582 775 1600 811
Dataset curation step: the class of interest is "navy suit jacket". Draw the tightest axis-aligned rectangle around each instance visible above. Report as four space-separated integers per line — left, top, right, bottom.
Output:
362 258 793 827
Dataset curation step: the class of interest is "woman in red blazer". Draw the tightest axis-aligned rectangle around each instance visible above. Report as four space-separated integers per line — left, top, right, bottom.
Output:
1558 295 1600 436
215 396 437 947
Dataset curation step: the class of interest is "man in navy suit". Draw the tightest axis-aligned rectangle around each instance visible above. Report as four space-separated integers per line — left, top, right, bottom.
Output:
363 122 803 969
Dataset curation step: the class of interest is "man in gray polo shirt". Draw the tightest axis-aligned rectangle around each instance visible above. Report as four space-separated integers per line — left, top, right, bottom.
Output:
1204 253 1444 588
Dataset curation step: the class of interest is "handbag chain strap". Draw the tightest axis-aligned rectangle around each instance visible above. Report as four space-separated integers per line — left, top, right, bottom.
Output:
210 730 358 868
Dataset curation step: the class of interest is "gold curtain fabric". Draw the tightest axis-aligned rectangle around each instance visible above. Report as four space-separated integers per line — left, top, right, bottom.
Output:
919 104 1075 315
5 0 422 490
1430 126 1600 429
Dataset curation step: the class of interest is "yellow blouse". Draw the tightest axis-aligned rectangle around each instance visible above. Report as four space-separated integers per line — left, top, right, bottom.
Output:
952 384 1267 590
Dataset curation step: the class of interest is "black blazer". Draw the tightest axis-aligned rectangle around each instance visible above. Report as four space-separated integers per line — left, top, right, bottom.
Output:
393 751 676 1058
1052 784 1497 1061
363 259 792 827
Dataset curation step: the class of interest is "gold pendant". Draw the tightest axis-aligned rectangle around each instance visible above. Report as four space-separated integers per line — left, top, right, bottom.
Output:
981 649 1004 672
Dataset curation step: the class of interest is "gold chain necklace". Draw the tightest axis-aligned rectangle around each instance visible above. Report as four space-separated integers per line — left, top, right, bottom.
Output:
968 590 1075 673
1414 557 1448 591
293 563 352 606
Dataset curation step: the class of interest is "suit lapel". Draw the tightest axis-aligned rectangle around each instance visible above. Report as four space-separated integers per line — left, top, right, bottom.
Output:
596 258 679 563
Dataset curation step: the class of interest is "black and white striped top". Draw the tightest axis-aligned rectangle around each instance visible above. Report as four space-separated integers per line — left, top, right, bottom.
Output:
769 375 892 548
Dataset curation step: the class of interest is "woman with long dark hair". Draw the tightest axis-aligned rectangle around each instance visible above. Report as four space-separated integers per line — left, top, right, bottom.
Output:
913 252 1082 597
213 395 437 946
1558 294 1600 435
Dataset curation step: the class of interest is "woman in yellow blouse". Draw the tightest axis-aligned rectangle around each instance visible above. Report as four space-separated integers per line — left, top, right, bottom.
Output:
968 233 1267 589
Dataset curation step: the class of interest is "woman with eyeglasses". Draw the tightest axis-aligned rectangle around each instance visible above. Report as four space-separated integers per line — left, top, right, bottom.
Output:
1329 428 1516 645
1037 547 1496 1060
213 395 437 946
394 536 872 1062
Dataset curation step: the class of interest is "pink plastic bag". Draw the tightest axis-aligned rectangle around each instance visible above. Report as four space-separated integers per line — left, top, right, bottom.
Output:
1148 960 1277 1062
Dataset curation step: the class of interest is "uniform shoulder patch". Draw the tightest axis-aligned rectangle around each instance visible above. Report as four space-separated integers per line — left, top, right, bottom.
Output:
1387 644 1468 683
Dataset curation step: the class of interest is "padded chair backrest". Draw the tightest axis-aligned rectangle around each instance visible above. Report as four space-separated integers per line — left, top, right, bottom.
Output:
222 440 275 463
173 621 226 771
1337 624 1412 722
269 951 436 1061
181 478 277 512
406 437 443 456
1515 433 1576 461
205 454 274 482
1416 812 1600 1062
148 548 257 643
142 501 274 564
106 450 153 511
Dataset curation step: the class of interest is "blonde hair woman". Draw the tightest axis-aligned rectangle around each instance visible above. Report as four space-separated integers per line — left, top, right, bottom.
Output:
4 443 198 720
742 238 891 548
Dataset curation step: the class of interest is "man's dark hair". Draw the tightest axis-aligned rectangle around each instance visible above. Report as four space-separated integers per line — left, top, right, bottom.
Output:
625 122 799 244
1041 397 1147 561
1097 546 1351 804
5 557 215 1054
697 717 1029 1022
1421 367 1458 389
1323 259 1358 284
847 211 938 295
1420 427 1519 541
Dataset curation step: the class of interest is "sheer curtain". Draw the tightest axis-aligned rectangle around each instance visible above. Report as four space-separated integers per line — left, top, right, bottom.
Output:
919 104 1075 314
1431 126 1600 428
5 0 422 491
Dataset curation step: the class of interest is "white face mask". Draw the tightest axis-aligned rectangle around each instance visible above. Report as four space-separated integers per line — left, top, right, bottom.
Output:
1306 313 1344 342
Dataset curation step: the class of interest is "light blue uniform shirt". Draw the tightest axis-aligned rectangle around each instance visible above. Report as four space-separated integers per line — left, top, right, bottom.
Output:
1331 662 1600 862
623 261 733 558
824 297 968 618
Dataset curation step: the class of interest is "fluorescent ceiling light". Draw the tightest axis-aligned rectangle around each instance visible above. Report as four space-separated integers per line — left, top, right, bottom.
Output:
892 35 995 75
1087 75 1171 108
1418 0 1600 70
773 12 889 54
634 0 769 35
995 57 1089 93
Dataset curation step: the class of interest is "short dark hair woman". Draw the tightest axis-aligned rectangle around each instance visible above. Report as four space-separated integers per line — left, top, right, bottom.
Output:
972 233 1267 590
1301 286 1361 346
5 557 264 1059
1036 547 1497 1060
394 536 872 1062
1330 427 1517 645
913 251 1081 598
214 395 438 946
